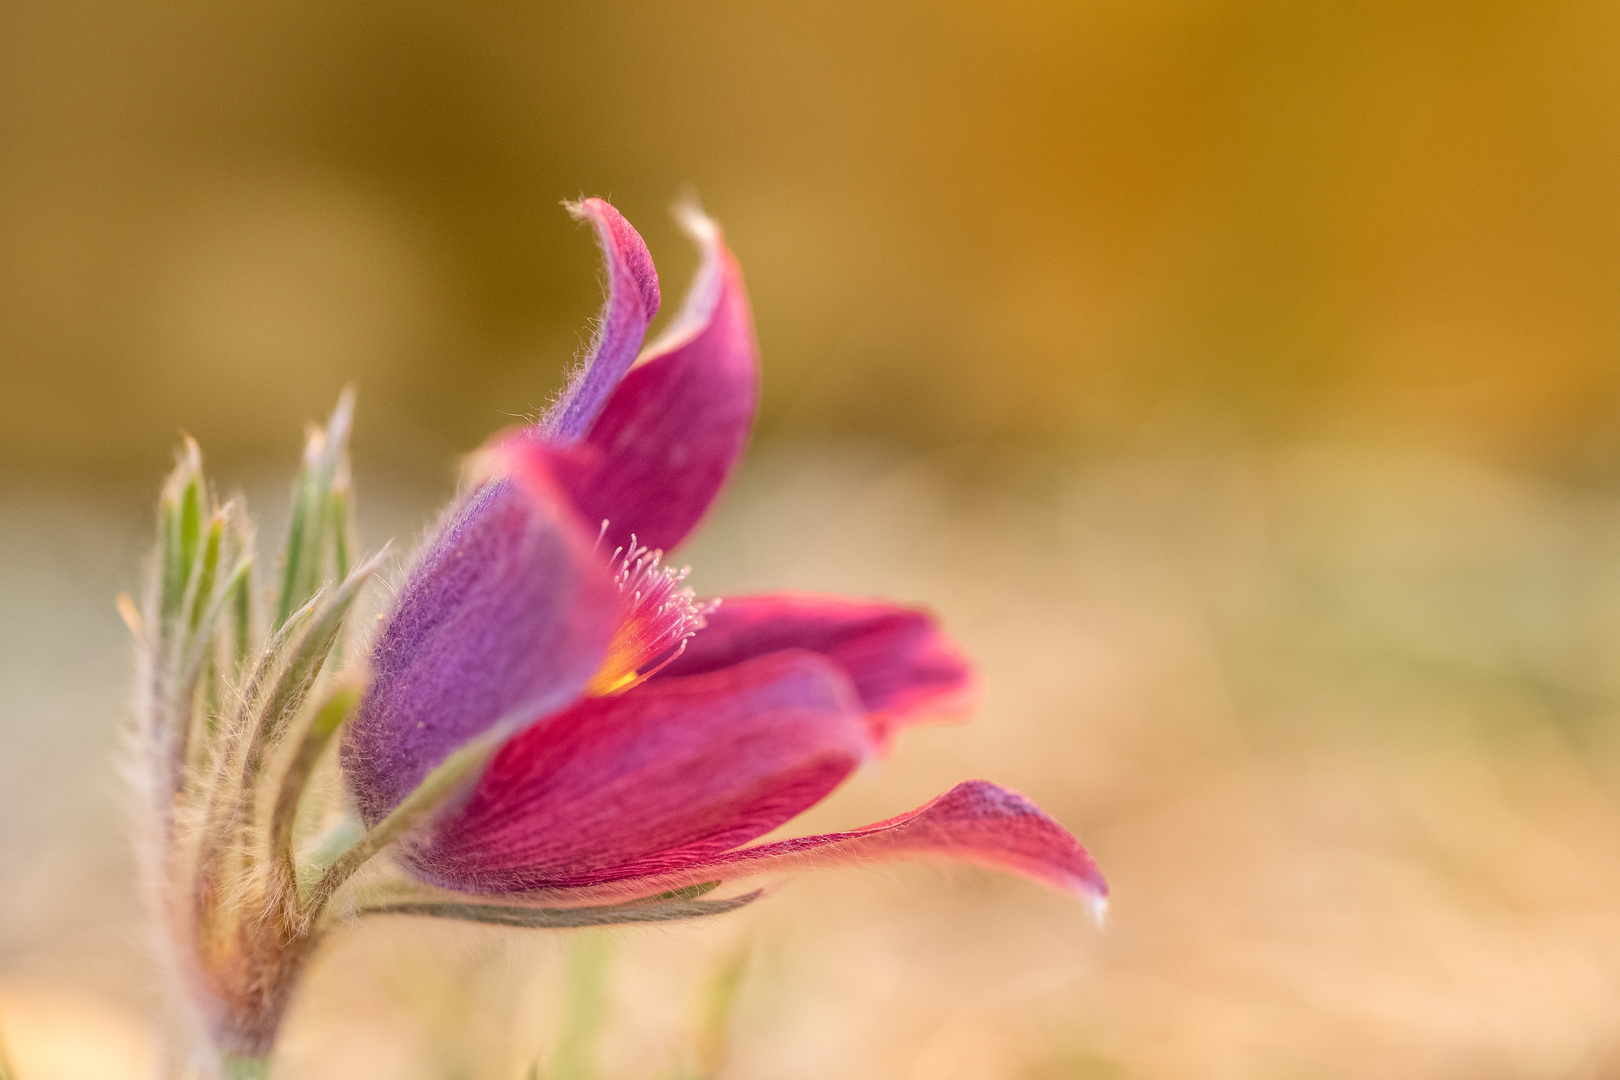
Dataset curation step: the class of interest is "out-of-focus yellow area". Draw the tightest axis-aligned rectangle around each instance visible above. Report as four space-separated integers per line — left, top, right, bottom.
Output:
7 2 1620 1078
6 0 1620 469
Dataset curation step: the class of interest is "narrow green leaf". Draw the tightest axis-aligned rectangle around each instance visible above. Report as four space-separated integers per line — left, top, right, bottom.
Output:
170 555 254 791
178 472 202 584
655 881 722 902
187 511 226 632
269 678 363 889
243 548 385 791
276 389 355 628
231 561 252 671
158 437 205 628
298 813 364 882
328 485 353 583
277 463 314 629
234 592 320 737
178 556 253 694
159 490 184 623
356 891 761 929
304 719 507 911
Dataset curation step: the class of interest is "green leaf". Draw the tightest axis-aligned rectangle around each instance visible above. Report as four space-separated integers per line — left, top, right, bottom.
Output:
554 931 613 1080
187 510 225 633
241 547 385 790
0 1014 17 1080
178 471 202 587
691 942 751 1079
355 890 762 929
298 813 364 880
269 678 364 890
276 389 355 629
655 881 721 902
158 438 203 624
303 717 508 911
220 1055 271 1080
231 557 253 670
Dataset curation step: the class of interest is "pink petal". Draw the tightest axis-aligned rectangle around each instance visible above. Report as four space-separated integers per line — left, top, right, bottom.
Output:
728 780 1105 900
341 469 620 825
558 206 759 555
715 780 1106 902
542 198 661 442
659 593 980 747
502 780 1107 908
406 650 870 893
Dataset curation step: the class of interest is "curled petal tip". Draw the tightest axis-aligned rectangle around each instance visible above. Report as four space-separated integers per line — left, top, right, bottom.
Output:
550 200 759 554
1085 892 1109 929
673 199 720 246
545 198 661 442
564 197 661 318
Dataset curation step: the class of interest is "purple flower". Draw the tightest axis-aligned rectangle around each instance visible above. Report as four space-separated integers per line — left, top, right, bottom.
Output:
341 198 1106 910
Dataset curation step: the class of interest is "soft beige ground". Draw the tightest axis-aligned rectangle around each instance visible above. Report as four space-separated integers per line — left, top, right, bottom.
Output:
5 438 1620 1078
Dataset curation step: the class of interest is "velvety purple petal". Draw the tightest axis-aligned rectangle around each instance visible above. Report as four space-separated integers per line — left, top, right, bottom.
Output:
405 650 869 893
542 198 661 442
341 468 621 825
658 593 980 747
502 780 1106 907
558 206 759 555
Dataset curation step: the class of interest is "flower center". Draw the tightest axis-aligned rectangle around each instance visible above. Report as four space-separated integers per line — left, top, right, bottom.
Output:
586 528 716 696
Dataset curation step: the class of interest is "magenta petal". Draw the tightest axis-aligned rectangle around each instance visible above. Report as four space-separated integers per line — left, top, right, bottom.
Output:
711 780 1106 902
543 198 661 442
406 650 870 893
517 781 1105 906
341 473 620 825
558 206 759 555
659 593 980 746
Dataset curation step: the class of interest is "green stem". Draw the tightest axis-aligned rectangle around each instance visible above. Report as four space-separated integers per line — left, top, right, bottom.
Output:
222 1054 271 1080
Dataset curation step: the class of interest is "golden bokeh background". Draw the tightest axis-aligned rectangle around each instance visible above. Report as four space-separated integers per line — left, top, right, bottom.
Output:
8 2 1620 1077
9 0 1620 471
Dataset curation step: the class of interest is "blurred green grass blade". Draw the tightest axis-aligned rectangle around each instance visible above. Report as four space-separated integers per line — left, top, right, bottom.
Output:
0 1016 16 1080
553 931 613 1080
691 944 750 1080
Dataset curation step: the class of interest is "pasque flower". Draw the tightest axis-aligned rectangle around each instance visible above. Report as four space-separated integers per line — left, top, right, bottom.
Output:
342 199 1107 908
127 197 1103 1077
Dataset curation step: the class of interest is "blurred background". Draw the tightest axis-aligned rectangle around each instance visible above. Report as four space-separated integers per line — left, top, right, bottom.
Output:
7 1 1620 1077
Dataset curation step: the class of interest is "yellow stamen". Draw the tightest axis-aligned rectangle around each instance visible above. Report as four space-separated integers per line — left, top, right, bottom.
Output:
587 667 640 697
